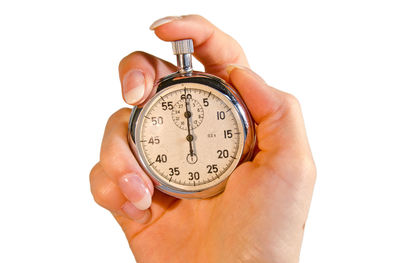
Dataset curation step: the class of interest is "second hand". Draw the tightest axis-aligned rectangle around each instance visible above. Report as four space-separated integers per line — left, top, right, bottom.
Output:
184 88 194 156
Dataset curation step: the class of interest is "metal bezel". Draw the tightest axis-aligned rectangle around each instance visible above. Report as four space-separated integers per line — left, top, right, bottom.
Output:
128 72 255 199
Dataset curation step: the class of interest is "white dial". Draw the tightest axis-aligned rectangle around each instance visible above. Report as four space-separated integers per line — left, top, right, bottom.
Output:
135 82 245 192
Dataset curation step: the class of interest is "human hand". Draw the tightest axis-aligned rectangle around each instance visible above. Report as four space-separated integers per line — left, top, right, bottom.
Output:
90 15 316 263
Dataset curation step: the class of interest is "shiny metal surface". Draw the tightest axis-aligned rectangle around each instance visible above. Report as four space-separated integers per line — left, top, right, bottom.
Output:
128 72 255 199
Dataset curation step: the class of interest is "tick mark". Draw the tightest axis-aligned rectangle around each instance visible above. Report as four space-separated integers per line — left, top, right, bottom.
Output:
208 91 212 98
149 162 155 166
160 96 165 101
230 156 237 159
144 116 150 119
226 108 232 112
140 140 147 143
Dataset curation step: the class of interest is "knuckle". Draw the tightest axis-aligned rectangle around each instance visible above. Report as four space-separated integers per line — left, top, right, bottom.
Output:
275 93 302 118
125 51 148 61
89 163 101 183
101 150 124 175
186 14 205 21
294 156 317 185
90 166 118 209
106 108 131 127
99 148 137 185
89 164 106 206
92 183 113 208
283 93 301 109
119 51 149 71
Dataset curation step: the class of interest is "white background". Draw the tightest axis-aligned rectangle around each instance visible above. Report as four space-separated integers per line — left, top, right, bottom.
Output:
0 0 399 262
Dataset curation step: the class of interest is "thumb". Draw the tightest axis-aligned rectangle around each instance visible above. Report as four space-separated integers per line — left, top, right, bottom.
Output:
227 64 291 124
227 65 313 169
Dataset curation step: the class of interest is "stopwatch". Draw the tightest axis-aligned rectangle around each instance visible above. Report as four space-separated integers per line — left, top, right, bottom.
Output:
128 39 255 199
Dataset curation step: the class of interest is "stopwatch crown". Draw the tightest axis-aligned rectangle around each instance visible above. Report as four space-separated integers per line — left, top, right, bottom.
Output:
172 39 194 55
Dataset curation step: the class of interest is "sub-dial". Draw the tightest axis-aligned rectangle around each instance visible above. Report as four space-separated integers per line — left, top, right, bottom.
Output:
171 98 204 130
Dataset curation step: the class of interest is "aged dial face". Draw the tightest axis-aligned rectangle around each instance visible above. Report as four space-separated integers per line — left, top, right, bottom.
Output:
135 82 245 192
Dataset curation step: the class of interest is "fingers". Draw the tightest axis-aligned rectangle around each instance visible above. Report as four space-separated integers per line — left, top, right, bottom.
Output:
119 15 248 106
90 160 178 233
113 190 179 244
227 65 287 124
90 163 151 223
90 163 124 211
150 15 249 77
118 52 177 105
100 108 154 211
227 65 313 165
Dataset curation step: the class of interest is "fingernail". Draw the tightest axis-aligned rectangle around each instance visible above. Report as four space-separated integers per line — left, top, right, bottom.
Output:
119 174 152 210
226 64 265 83
121 202 151 224
149 16 182 30
226 64 249 75
122 70 145 104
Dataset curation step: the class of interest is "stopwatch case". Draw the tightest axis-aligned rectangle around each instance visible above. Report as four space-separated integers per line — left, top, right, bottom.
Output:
128 71 255 199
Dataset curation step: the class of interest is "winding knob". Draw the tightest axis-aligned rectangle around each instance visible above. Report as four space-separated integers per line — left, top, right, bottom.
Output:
172 39 194 55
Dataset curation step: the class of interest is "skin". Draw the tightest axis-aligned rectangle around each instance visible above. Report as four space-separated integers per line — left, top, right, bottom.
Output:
89 15 316 263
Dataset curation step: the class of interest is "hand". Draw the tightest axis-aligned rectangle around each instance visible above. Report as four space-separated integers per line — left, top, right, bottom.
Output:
183 87 194 157
90 15 316 263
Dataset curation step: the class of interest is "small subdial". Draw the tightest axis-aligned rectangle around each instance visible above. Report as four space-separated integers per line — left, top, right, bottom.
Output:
172 98 204 130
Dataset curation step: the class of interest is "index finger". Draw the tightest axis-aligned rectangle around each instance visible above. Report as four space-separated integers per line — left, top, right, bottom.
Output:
150 15 249 79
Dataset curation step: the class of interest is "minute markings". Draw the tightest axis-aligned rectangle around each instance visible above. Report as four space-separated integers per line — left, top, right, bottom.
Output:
138 85 244 189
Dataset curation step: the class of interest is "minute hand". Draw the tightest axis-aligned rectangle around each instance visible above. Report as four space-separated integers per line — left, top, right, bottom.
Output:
184 89 194 156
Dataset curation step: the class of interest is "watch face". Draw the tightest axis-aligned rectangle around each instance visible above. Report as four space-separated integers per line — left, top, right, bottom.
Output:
133 82 246 194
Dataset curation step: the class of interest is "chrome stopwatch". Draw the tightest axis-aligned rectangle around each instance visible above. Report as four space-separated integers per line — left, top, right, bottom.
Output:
128 39 255 199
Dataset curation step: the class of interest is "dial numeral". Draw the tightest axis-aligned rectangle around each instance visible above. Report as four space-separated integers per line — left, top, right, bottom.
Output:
207 164 218 173
203 98 209 107
188 171 200 180
181 94 192 100
169 167 180 176
148 136 160 144
217 111 225 120
151 116 163 125
224 130 233 138
217 149 229 159
155 154 167 163
161 101 173 110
